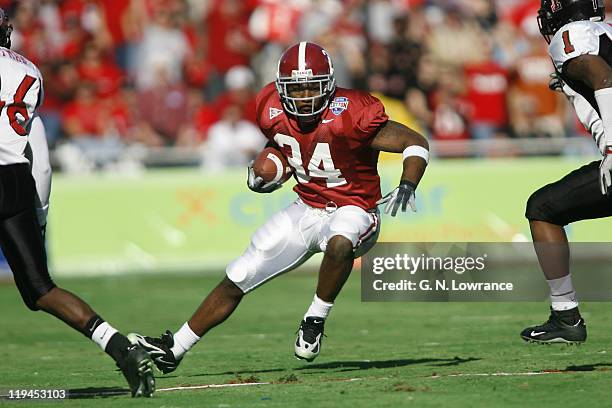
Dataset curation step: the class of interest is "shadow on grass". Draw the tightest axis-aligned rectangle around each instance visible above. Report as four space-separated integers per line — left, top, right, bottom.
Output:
296 357 481 372
563 363 612 372
67 387 128 399
187 356 480 378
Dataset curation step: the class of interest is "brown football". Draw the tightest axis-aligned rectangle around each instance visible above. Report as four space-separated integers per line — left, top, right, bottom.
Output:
253 147 292 184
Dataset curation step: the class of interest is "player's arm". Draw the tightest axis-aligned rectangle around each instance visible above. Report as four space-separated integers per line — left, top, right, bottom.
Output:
564 54 612 90
371 120 429 186
550 73 605 150
28 114 52 229
371 120 429 216
564 55 612 194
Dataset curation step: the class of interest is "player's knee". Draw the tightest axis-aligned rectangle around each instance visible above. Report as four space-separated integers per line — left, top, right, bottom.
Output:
219 276 246 298
325 235 354 262
525 188 564 225
23 284 54 311
226 255 255 293
23 295 41 311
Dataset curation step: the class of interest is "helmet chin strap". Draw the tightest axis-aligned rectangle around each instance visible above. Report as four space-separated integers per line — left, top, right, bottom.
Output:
296 114 321 131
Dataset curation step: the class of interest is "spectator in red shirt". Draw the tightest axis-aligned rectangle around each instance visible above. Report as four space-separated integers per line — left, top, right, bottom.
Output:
205 0 258 75
190 65 257 141
77 42 124 99
215 66 257 124
62 82 108 138
99 0 132 69
464 50 510 140
39 61 81 147
136 67 192 145
59 82 126 170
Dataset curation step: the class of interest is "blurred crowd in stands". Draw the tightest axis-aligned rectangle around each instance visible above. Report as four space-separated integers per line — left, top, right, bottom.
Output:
3 0 610 170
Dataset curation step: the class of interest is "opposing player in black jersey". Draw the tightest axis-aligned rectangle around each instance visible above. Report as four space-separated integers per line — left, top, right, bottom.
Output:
521 0 612 344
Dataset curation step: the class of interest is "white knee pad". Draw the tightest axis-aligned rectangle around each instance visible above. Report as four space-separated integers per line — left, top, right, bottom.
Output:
226 203 309 293
321 206 380 256
226 253 256 292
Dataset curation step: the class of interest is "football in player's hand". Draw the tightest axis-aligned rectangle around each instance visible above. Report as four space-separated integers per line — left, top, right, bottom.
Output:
253 147 292 184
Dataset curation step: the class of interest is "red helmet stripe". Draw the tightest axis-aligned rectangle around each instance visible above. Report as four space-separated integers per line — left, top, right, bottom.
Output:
298 41 307 71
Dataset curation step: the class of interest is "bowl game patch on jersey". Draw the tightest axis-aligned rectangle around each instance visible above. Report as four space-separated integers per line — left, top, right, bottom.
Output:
330 97 349 116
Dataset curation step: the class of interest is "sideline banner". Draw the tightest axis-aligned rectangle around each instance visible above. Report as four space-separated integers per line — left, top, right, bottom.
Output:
48 159 612 276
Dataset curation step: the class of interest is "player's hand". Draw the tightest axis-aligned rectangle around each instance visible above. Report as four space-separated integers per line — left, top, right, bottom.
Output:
599 147 612 195
247 161 283 193
549 72 565 93
377 181 417 216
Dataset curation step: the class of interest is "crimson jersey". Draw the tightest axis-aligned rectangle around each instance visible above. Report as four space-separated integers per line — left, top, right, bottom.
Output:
256 82 388 210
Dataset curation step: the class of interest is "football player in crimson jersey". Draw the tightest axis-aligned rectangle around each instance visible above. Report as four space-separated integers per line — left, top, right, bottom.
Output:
520 0 612 344
130 42 429 370
0 9 155 396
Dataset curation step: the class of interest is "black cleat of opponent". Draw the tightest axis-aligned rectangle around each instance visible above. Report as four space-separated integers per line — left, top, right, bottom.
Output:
128 330 182 374
118 345 155 398
521 307 586 344
295 317 325 362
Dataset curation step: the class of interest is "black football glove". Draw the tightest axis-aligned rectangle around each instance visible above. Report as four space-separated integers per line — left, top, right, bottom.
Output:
247 161 283 194
377 181 417 217
549 72 565 93
600 147 612 195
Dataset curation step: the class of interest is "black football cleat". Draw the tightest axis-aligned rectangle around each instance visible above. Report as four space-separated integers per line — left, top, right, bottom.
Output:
295 317 325 362
521 307 586 344
118 345 155 398
128 331 182 374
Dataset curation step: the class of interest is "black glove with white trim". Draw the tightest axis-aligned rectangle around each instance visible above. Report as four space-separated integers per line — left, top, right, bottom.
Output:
377 181 417 217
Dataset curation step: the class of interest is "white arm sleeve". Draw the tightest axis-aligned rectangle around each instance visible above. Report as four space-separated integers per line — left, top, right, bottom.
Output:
563 83 606 153
594 88 612 149
29 114 52 226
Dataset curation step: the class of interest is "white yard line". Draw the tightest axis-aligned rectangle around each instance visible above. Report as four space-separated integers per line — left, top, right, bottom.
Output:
158 382 271 392
431 371 562 378
61 382 271 398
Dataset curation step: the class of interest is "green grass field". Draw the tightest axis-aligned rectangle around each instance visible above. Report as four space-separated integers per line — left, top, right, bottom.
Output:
2 272 612 407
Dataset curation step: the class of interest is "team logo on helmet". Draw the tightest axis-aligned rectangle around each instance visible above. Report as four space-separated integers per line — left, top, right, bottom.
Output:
330 97 349 116
551 0 562 11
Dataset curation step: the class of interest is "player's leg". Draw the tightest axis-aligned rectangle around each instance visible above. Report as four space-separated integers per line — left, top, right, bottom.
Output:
314 235 355 302
522 161 612 344
295 206 380 361
128 277 244 374
186 277 244 337
130 200 315 373
0 165 154 397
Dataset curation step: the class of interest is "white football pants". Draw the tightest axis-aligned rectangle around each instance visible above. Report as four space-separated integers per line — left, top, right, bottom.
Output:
227 198 380 293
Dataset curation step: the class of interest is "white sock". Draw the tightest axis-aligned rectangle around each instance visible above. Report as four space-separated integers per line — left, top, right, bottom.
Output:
91 322 118 352
547 274 578 311
170 322 201 359
304 295 333 320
